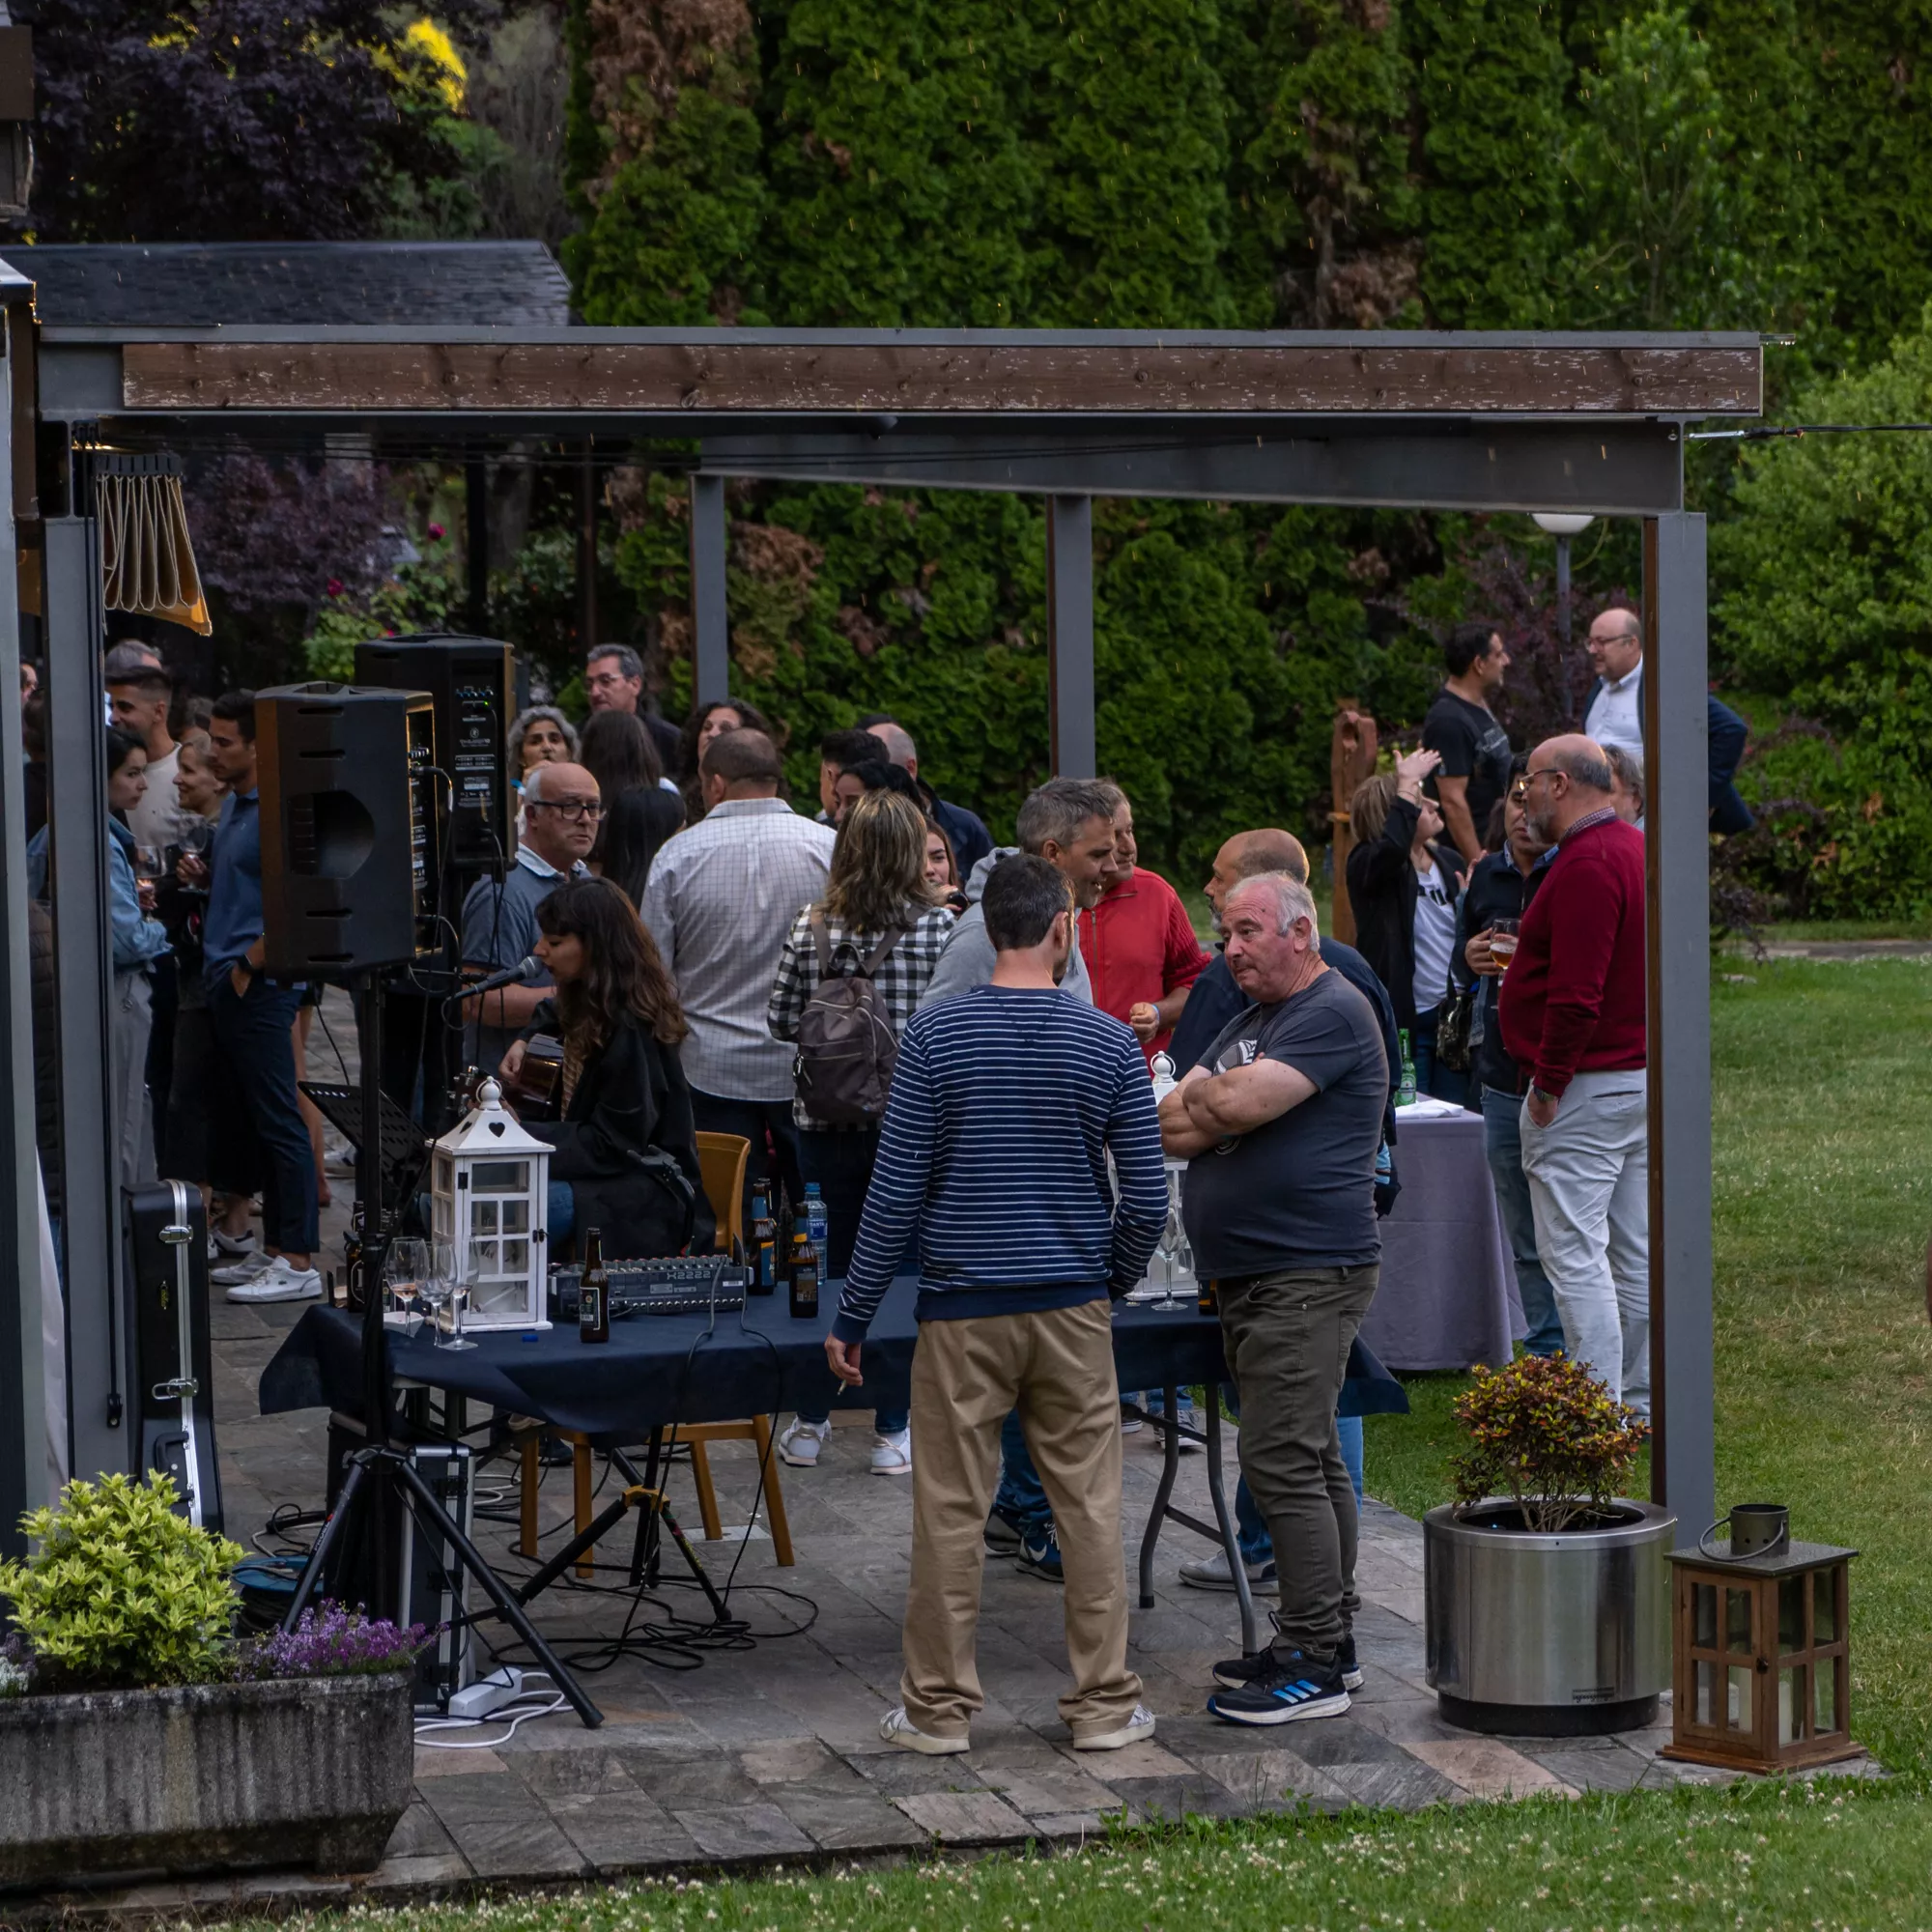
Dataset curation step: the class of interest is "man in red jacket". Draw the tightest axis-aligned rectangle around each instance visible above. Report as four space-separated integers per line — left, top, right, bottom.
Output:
1498 736 1650 1416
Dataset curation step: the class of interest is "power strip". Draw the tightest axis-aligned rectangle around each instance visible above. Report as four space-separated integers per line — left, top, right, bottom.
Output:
447 1665 526 1719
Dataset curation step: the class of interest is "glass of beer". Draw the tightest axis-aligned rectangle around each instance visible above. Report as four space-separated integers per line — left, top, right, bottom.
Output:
1489 918 1520 967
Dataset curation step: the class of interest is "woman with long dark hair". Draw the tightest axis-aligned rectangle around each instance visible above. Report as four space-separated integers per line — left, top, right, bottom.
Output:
579 708 683 901
503 877 715 1258
677 697 773 823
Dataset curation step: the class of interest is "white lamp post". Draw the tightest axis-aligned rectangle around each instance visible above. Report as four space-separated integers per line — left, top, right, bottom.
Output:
1532 512 1596 643
428 1078 553 1331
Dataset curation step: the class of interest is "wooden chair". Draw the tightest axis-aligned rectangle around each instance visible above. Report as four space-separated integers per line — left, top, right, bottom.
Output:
518 1131 794 1573
684 1130 794 1566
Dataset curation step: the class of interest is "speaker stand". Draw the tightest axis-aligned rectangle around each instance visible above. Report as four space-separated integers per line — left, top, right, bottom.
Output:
282 973 603 1729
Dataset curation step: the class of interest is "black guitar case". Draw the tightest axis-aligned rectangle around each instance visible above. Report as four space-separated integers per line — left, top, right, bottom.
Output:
124 1179 224 1532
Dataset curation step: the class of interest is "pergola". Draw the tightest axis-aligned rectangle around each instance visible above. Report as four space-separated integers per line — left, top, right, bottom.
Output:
0 289 1760 1546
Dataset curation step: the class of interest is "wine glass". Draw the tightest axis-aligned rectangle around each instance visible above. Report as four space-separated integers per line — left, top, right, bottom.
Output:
1155 1170 1188 1310
383 1237 427 1326
424 1238 472 1350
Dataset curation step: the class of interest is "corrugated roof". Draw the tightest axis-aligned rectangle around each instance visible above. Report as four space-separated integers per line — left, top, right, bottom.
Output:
5 241 573 327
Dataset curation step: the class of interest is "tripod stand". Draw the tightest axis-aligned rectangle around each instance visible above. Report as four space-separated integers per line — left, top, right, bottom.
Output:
281 971 604 1728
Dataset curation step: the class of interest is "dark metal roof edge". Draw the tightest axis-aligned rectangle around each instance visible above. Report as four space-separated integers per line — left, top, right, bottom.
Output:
38 323 1766 351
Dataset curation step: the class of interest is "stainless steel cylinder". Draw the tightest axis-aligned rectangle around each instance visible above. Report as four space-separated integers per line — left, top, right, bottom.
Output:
1424 1497 1676 1736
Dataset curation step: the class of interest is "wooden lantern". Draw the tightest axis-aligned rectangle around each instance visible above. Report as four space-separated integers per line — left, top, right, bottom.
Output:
1662 1540 1859 1772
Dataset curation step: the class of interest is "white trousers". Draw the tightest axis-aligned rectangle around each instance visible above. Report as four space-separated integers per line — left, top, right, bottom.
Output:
1519 1071 1650 1416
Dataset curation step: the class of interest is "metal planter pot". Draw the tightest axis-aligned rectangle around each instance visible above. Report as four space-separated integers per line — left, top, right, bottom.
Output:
1425 1496 1675 1736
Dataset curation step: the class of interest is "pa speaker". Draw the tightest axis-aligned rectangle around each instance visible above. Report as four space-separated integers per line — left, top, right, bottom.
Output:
257 682 440 976
354 634 515 870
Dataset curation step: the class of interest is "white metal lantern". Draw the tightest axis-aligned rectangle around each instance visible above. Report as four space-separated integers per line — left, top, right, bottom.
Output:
428 1078 552 1331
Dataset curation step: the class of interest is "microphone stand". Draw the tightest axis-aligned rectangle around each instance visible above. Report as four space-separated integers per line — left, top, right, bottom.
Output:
281 970 602 1729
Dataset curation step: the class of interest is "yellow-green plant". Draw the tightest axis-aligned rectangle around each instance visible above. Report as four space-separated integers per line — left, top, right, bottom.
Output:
0 1474 242 1690
1450 1353 1649 1533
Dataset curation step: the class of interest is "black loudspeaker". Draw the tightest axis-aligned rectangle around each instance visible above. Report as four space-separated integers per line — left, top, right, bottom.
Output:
257 682 440 976
354 634 515 870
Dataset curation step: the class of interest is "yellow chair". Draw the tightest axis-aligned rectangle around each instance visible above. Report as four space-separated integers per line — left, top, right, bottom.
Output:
684 1130 793 1566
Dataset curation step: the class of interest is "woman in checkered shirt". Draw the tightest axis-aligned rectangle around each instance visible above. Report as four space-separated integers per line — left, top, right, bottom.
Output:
768 787 956 1475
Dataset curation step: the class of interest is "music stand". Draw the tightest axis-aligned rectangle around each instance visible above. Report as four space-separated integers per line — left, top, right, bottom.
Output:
298 1079 431 1231
282 973 603 1728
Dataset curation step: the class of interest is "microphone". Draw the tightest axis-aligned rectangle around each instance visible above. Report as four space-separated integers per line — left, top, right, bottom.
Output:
461 955 538 998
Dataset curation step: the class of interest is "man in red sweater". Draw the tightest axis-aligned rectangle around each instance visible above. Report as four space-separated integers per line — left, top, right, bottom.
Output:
1498 735 1650 1416
1077 786 1211 1062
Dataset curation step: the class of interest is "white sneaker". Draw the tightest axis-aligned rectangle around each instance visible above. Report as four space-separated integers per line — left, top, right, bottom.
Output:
211 1250 275 1288
1179 1548 1278 1592
879 1705 968 1755
869 1429 912 1475
1072 1702 1156 1751
212 1226 258 1260
225 1256 324 1304
777 1418 830 1467
323 1139 356 1177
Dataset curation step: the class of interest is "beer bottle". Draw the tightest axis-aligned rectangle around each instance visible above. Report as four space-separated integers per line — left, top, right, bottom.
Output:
579 1227 611 1344
749 1180 778 1295
788 1212 820 1321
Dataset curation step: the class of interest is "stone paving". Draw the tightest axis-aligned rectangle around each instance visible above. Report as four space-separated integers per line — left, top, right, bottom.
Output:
33 991 1869 1918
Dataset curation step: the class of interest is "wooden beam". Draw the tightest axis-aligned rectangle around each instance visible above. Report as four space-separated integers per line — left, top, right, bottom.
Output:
120 339 1761 417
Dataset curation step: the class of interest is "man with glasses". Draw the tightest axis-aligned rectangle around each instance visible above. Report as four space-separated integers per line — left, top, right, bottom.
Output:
586 643 683 778
1499 736 1650 1415
459 762 601 1078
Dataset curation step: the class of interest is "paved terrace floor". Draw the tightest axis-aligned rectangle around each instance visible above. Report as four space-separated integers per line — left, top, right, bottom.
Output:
29 992 1871 1920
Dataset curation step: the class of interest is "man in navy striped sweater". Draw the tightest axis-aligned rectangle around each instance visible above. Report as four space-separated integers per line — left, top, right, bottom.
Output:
828 855 1168 1755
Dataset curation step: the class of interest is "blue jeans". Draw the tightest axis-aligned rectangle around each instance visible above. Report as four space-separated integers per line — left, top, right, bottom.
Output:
993 1408 1052 1529
548 1180 575 1244
1228 1382 1362 1564
1481 1083 1566 1356
208 975 317 1255
1411 1003 1468 1108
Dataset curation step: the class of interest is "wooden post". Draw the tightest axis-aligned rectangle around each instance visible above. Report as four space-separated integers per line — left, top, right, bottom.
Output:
1329 703 1378 943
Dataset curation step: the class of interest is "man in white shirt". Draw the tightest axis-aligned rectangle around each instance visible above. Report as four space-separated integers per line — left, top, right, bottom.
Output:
642 728 835 1215
107 662 189 849
1579 608 1644 758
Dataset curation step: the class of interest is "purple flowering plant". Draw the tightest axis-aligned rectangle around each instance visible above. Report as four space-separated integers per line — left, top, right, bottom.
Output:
235 1603 430 1682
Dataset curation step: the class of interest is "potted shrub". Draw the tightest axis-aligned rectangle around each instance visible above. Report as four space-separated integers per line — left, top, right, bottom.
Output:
1424 1353 1674 1736
0 1472 422 1889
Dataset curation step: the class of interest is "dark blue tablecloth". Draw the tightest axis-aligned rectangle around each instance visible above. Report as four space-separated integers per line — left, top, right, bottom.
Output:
261 1280 1405 1438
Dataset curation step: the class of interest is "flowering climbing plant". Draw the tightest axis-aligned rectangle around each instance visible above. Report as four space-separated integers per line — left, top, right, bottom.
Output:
1449 1353 1649 1534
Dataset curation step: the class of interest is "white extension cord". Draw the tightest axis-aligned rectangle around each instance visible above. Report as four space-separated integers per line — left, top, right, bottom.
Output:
413 1668 568 1748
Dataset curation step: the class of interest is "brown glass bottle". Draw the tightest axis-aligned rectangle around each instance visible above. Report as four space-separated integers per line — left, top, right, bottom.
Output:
749 1180 778 1295
579 1227 611 1343
787 1213 820 1321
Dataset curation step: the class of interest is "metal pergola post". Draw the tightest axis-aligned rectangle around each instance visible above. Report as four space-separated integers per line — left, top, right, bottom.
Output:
1644 512 1716 1539
689 472 730 704
0 295 46 1543
42 486 126 1482
1046 494 1094 778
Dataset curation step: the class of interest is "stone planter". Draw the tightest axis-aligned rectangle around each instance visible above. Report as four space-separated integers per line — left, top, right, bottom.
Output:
1425 1496 1675 1736
0 1671 412 1889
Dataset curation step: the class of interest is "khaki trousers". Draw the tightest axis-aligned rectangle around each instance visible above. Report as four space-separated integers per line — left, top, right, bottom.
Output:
902 1298 1143 1741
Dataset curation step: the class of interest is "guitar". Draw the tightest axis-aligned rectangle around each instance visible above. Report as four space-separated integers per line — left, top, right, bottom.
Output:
455 1035 565 1122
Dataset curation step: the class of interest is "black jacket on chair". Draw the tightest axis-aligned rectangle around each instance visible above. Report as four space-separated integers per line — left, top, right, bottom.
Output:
1344 794 1467 1030
521 1003 717 1259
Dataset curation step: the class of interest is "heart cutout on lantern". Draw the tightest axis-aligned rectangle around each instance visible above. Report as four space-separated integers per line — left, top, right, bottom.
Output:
489 1121 506 1138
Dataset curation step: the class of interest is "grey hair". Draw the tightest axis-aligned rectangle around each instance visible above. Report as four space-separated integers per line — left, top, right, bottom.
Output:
1553 742 1616 794
586 642 643 679
1604 743 1645 814
869 720 917 767
1014 777 1120 854
1225 870 1319 937
509 704 579 766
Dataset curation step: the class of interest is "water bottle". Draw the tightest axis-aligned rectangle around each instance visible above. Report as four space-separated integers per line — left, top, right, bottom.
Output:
804 1181 829 1257
1397 1029 1418 1107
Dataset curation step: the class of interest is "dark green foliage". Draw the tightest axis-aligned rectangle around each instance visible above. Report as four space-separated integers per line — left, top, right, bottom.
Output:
1410 0 1569 327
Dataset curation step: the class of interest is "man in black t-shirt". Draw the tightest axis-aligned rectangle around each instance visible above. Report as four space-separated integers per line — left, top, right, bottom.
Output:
1421 619 1515 868
1160 871 1387 1730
